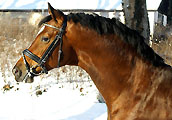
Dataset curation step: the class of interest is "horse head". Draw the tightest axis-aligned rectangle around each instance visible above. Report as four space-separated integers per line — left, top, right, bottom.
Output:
12 3 78 83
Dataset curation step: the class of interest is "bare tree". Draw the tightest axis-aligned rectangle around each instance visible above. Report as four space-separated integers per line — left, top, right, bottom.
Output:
122 0 150 44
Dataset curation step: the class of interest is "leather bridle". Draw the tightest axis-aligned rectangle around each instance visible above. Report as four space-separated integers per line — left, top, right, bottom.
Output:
22 16 67 82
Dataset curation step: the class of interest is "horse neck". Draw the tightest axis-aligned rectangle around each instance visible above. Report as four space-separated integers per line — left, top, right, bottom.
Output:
66 22 172 109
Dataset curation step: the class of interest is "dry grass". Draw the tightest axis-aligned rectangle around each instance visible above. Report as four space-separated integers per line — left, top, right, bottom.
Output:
152 23 172 66
152 37 172 65
0 13 38 83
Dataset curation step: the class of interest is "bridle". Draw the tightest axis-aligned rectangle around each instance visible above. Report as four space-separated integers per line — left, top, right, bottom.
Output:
22 16 67 82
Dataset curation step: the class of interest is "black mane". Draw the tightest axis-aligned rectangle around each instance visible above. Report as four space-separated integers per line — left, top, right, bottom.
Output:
38 15 52 27
39 13 166 67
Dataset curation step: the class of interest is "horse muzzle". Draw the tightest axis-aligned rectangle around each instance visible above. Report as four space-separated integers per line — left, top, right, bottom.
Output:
12 65 34 83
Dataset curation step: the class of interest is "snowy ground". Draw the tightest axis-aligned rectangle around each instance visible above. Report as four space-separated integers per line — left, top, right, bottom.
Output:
0 73 107 120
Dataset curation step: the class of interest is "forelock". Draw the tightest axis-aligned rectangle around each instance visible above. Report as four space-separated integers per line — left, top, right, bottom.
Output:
38 15 52 27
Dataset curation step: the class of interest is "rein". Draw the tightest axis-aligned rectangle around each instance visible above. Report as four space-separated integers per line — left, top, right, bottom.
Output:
22 16 67 82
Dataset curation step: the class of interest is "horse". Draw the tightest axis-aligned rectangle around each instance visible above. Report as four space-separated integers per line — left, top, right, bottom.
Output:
12 3 172 120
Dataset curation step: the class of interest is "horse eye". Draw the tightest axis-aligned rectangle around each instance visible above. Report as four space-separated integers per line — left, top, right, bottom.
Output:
41 37 50 42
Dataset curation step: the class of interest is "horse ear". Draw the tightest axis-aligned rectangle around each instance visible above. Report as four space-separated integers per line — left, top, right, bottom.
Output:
48 2 64 22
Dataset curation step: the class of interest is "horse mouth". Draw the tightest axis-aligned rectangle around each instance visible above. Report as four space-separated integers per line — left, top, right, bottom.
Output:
22 73 34 83
15 73 34 83
12 66 34 83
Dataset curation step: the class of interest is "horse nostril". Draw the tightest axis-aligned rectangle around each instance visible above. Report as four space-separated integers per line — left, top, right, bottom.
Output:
15 69 18 74
12 66 22 78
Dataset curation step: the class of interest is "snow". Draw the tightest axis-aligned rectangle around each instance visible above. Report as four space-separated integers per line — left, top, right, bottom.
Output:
0 73 107 120
0 0 162 10
0 0 15 9
0 0 121 10
146 0 161 10
15 0 36 8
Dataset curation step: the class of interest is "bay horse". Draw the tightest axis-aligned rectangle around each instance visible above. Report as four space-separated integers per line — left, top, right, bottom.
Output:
12 3 172 120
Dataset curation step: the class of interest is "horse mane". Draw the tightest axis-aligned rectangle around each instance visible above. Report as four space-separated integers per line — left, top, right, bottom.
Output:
38 15 52 27
38 13 166 67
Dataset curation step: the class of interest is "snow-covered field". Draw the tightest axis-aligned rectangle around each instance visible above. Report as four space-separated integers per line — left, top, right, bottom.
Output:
0 73 107 120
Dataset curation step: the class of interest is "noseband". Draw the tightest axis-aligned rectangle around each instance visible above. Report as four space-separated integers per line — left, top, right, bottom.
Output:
22 16 67 82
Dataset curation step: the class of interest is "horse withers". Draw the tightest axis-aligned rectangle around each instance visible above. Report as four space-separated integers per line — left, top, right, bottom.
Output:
13 3 172 120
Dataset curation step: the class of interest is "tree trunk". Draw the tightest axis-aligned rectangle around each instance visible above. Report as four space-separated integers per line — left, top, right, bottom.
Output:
122 0 150 44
